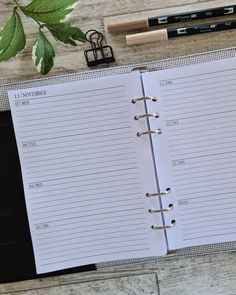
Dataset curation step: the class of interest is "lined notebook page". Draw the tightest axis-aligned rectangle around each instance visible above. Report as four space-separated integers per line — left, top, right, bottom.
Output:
8 72 166 274
143 58 236 250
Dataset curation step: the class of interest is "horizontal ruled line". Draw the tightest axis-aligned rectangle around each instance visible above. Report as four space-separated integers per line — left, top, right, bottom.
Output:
36 212 143 237
169 132 236 149
31 188 140 205
32 193 140 210
40 242 149 262
182 227 236 238
30 172 139 197
175 177 236 189
19 110 129 129
16 95 126 114
172 155 236 172
183 231 236 241
15 84 125 101
164 69 236 85
39 235 145 256
31 130 131 148
168 131 236 146
31 183 140 204
160 75 236 92
33 202 143 221
178 182 236 194
38 231 146 252
16 100 127 118
27 162 143 180
174 163 236 178
21 114 129 134
167 118 236 134
172 150 236 162
163 88 236 103
177 191 236 203
23 128 130 145
29 166 138 185
24 135 132 155
175 165 236 180
167 123 236 139
36 221 145 241
30 178 139 201
27 155 135 174
18 105 128 123
178 196 236 211
166 109 236 122
165 104 236 120
36 215 143 236
16 91 126 112
26 146 134 165
163 92 236 108
162 80 236 98
182 219 235 231
26 151 134 171
170 139 236 154
181 215 236 228
32 194 140 216
38 226 146 246
180 209 236 222
35 207 144 226
21 120 131 139
170 145 236 158
159 66 236 82
40 248 149 266
177 185 236 197
25 140 133 160
180 204 236 218
23 125 132 144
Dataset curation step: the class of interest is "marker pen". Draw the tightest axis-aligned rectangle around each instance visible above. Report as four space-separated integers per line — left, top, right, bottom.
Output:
108 5 236 33
126 19 236 45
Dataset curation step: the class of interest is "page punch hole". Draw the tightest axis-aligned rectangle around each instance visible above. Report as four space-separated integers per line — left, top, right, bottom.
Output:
84 30 115 67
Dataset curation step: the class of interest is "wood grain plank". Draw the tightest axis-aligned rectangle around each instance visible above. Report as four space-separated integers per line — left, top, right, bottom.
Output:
2 274 159 295
157 252 236 295
0 0 217 83
104 0 236 66
0 277 59 294
59 251 236 293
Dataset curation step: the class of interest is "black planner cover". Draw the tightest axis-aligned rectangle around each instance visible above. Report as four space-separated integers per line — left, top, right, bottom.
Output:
0 111 96 284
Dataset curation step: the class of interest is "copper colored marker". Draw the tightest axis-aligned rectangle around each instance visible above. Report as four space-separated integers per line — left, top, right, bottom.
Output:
126 19 236 45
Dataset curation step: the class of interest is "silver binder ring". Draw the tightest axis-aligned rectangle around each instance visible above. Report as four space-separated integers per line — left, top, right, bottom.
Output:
137 129 161 137
149 204 173 213
134 113 159 120
132 96 157 103
146 188 171 197
152 220 176 230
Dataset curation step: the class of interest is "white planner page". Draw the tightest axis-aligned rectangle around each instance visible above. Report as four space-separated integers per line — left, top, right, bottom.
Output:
8 72 167 274
143 57 236 250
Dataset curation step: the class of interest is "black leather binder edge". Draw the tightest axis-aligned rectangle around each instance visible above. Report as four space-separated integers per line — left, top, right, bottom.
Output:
0 111 96 284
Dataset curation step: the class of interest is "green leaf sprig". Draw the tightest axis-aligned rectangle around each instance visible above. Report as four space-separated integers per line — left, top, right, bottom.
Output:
0 0 85 75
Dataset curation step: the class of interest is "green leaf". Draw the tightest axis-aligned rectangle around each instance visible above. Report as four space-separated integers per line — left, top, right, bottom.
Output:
21 0 79 24
46 23 85 46
0 10 26 62
32 31 55 75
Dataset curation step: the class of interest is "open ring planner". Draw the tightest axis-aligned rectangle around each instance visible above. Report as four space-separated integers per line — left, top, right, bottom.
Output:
1 46 236 282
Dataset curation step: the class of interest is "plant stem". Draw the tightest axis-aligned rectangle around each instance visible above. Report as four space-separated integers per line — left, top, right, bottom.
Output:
35 19 44 28
12 0 19 5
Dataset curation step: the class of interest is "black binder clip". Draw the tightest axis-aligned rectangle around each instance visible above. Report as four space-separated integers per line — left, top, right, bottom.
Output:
84 30 115 67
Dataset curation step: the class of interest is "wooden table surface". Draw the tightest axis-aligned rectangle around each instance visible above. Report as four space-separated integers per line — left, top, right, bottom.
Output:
1 0 236 294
